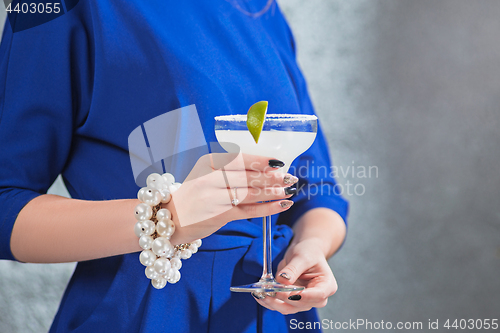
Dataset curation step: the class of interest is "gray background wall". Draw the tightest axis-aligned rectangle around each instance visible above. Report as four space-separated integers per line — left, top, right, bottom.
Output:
1 1 499 332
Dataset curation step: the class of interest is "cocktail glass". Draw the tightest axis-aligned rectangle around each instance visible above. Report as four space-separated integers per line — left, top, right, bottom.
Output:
214 114 318 292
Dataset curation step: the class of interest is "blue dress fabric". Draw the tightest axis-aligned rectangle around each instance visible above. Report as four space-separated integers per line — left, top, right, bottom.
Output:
0 1 349 332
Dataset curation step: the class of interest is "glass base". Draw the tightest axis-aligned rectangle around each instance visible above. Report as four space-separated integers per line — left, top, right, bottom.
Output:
230 280 305 293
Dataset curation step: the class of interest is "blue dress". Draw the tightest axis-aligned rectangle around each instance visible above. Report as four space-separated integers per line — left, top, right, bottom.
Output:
0 1 348 332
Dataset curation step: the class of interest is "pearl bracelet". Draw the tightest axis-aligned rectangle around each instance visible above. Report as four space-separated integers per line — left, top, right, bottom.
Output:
134 173 202 289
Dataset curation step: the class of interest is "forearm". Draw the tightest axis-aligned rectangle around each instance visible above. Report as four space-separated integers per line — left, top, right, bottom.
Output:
11 194 142 263
289 207 346 258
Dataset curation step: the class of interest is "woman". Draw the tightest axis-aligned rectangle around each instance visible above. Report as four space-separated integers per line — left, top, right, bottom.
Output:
0 1 348 332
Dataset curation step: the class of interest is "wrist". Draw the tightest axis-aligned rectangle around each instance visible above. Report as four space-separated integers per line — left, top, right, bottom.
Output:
160 197 186 245
134 173 202 289
291 208 346 258
288 237 328 258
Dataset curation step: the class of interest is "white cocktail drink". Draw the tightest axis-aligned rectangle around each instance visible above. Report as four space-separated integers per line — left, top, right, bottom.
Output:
215 130 316 172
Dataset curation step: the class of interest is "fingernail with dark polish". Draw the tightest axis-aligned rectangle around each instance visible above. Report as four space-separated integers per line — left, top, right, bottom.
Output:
284 186 297 196
269 159 285 168
279 272 291 280
280 200 294 209
288 295 302 301
283 174 299 185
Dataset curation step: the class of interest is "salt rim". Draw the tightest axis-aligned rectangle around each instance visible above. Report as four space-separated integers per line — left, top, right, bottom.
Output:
214 114 318 121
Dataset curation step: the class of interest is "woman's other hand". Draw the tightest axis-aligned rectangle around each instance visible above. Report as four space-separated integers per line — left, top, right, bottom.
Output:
252 239 338 314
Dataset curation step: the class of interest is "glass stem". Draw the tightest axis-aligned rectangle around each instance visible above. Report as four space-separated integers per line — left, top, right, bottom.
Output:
260 214 275 282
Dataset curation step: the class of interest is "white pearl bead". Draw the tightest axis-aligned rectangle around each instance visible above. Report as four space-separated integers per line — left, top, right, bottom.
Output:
192 239 202 248
188 244 198 254
165 267 175 280
134 220 155 237
169 182 182 193
144 220 156 235
151 237 174 257
156 219 175 238
134 203 153 221
153 257 171 275
156 208 172 221
134 222 143 237
146 173 165 189
159 182 170 190
137 187 147 201
159 189 172 203
180 249 192 259
139 235 154 250
162 173 175 185
151 277 167 289
168 269 181 284
139 250 156 266
142 188 162 206
173 269 181 283
170 257 182 270
145 265 159 280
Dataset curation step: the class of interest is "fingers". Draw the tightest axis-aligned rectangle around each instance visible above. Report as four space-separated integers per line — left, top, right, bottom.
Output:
198 183 295 206
239 186 296 204
195 154 299 191
274 280 336 305
275 253 311 286
210 153 285 172
275 258 337 302
253 251 338 315
252 294 313 315
251 278 337 315
229 200 294 220
219 170 298 189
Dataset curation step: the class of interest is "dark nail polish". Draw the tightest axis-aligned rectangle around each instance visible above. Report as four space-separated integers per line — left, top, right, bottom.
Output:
280 200 294 209
288 295 302 301
269 159 285 168
279 272 291 280
284 186 297 196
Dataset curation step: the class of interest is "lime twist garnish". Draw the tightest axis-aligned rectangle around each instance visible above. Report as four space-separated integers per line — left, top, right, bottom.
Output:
246 101 268 143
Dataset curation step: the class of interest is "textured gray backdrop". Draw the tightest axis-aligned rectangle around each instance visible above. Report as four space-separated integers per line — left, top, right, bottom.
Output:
1 1 499 332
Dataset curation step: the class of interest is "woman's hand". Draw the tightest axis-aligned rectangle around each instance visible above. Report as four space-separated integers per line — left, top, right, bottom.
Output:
252 238 338 314
167 153 298 245
250 208 346 314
